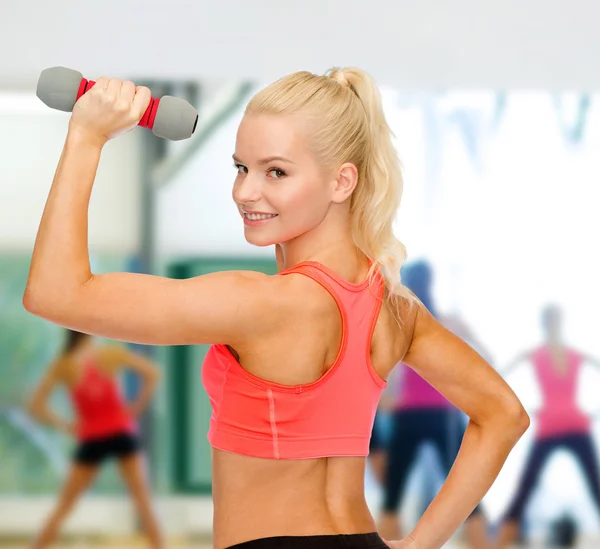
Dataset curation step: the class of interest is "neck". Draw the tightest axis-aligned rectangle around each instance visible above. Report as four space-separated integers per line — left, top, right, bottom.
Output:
71 339 93 357
279 211 363 274
546 335 563 348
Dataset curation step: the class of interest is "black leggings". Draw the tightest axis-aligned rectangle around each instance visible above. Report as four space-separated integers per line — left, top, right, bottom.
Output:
503 432 600 522
227 533 388 548
369 412 385 453
382 408 481 518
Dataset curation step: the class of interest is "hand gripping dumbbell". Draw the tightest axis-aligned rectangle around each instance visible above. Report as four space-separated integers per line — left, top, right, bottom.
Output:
36 66 198 141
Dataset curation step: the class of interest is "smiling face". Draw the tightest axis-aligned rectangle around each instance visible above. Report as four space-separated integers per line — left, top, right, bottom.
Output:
231 113 336 247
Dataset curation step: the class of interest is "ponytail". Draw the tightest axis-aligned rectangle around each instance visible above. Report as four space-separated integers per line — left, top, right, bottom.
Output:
247 67 414 315
328 68 408 299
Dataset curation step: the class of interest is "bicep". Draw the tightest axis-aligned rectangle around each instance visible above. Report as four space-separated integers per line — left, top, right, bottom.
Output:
27 270 278 346
403 307 519 425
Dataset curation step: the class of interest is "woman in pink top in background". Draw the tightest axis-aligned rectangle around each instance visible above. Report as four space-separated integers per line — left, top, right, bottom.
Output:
375 261 493 549
494 305 600 548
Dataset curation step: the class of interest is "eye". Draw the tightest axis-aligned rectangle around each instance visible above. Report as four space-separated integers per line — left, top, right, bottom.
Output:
267 168 286 179
233 163 248 174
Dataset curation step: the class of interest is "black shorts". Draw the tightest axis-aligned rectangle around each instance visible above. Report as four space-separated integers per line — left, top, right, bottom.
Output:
227 533 388 548
73 432 140 465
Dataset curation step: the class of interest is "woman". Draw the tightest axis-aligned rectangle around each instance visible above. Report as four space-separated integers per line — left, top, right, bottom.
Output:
26 329 162 549
23 67 528 549
494 304 600 548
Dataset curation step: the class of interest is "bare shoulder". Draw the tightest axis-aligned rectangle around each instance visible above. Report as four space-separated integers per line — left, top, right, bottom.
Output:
95 345 125 372
370 290 420 379
273 270 338 311
397 291 420 338
389 290 420 350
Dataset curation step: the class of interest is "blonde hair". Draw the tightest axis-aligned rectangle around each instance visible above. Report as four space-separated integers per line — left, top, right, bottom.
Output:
246 67 411 306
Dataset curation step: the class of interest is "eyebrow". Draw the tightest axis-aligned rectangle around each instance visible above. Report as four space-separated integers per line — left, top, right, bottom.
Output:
232 155 295 165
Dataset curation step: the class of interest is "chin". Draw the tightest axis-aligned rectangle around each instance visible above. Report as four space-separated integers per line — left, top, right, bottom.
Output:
244 232 278 247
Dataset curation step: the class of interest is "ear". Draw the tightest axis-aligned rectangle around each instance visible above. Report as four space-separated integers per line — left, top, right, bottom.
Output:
331 162 358 204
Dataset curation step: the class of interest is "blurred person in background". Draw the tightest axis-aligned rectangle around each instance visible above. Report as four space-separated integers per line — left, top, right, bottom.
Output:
26 329 163 549
494 304 600 548
376 260 493 549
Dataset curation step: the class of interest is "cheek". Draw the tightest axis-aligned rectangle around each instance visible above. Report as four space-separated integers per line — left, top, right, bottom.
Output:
275 179 330 226
272 183 324 215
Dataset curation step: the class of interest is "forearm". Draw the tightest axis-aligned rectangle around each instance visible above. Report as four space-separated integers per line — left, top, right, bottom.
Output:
408 415 528 549
129 376 158 416
28 405 72 434
24 130 102 309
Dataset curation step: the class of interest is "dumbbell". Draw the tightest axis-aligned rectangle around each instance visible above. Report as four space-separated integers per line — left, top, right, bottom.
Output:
36 66 198 141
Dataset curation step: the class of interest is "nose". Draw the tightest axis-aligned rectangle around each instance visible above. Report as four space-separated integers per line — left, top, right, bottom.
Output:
233 172 262 204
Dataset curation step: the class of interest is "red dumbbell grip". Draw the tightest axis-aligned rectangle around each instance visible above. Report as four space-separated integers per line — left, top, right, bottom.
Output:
76 78 161 130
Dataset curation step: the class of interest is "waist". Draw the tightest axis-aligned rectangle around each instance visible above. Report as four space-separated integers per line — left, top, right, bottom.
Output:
212 449 375 548
535 408 590 438
77 412 135 441
226 533 386 548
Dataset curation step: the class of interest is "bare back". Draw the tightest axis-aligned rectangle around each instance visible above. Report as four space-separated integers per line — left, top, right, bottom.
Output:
212 267 416 548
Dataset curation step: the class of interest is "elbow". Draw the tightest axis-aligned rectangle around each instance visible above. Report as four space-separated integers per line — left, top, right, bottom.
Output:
22 285 56 318
514 404 531 437
473 391 530 445
22 286 40 315
23 284 78 323
496 395 530 443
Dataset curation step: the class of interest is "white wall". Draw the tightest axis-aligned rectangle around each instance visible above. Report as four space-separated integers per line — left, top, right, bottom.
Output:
0 93 142 254
157 102 274 258
2 0 600 91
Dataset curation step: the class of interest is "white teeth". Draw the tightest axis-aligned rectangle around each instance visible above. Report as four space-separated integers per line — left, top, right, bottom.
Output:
245 213 277 221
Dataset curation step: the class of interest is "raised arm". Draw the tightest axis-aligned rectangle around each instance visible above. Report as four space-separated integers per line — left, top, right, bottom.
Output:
26 361 73 435
581 352 600 371
396 305 529 549
23 77 284 347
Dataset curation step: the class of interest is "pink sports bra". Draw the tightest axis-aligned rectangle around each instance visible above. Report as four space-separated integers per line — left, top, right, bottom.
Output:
201 261 387 460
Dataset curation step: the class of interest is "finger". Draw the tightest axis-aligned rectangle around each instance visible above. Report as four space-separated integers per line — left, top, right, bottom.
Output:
120 80 136 104
106 78 123 98
95 76 110 90
132 86 152 120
